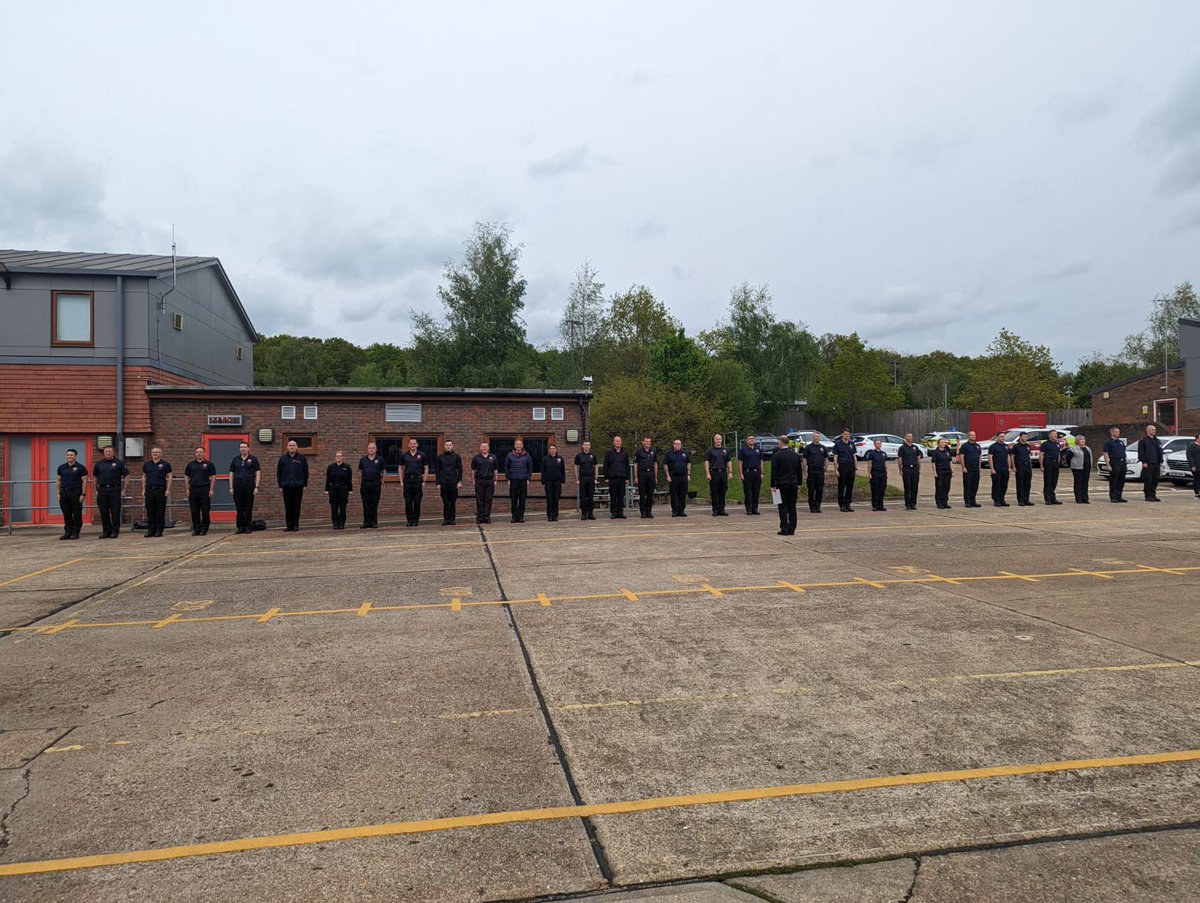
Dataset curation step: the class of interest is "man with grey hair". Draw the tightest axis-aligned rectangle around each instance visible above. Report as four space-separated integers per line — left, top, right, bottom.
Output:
142 447 172 538
1136 424 1164 502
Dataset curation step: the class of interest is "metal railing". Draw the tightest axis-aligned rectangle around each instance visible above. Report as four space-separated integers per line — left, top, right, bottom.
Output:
1 476 208 535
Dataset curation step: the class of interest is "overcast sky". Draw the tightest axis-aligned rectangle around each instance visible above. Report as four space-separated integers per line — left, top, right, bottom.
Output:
3 2 1199 367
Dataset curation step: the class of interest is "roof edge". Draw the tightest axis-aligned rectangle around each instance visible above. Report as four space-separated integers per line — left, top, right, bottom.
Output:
1089 360 1184 396
145 385 593 398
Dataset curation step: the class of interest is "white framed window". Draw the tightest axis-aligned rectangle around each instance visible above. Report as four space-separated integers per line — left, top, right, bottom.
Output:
303 404 318 420
386 402 422 423
281 405 297 420
172 312 184 331
532 407 547 421
235 345 244 361
550 407 564 421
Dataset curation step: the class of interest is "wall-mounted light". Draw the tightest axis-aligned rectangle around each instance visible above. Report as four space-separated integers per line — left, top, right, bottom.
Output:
258 428 274 444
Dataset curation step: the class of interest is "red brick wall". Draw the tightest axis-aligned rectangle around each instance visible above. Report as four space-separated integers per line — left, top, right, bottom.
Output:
0 364 198 433
1091 367 1198 432
148 393 589 524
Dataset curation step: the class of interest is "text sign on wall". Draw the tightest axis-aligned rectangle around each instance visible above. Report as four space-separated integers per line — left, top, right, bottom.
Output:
207 414 244 427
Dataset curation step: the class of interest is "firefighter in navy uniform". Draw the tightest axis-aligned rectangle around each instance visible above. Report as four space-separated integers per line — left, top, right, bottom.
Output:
832 429 857 512
92 445 130 539
896 434 923 510
663 439 691 517
142 447 173 538
634 437 658 518
277 440 309 531
804 433 828 513
324 451 353 529
229 442 262 534
1012 432 1034 506
1136 425 1164 502
931 438 954 509
401 438 428 526
471 442 499 524
987 432 1011 507
864 438 889 511
574 441 598 520
358 442 385 528
1041 430 1064 505
737 435 763 515
184 446 216 535
1100 428 1128 503
55 448 88 540
503 440 533 523
956 431 983 508
435 440 463 525
541 444 566 521
704 434 732 516
770 435 801 535
603 437 630 519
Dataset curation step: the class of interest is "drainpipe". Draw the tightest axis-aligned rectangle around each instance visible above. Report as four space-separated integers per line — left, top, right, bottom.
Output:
116 275 125 453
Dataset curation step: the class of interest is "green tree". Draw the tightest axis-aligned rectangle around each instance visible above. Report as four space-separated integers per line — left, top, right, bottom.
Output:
600 285 680 381
649 330 708 390
1065 352 1142 408
589 376 719 454
701 357 757 437
809 333 904 427
960 329 1067 410
1121 281 1200 370
254 335 326 386
558 259 607 383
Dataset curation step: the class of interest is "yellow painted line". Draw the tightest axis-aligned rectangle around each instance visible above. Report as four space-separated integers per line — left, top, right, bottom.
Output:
916 661 1198 684
2 749 1198 878
999 570 1039 583
777 580 807 593
152 613 182 630
257 608 282 624
1136 563 1188 577
620 588 639 602
536 593 551 608
0 558 82 589
700 583 724 597
451 596 462 613
356 602 372 618
42 618 79 635
45 740 131 754
853 577 887 590
1068 567 1113 580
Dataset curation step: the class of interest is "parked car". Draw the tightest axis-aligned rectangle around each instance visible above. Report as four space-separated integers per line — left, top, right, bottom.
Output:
786 431 835 459
1164 448 1195 485
1001 427 1074 466
852 433 906 459
921 431 967 451
1100 435 1193 482
753 435 780 459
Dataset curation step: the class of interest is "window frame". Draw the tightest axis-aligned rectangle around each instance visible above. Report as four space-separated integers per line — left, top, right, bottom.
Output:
370 432 443 480
283 433 318 456
280 405 297 420
303 404 319 421
51 290 95 347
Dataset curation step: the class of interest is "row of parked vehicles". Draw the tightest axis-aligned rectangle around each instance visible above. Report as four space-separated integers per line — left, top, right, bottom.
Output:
753 427 1195 485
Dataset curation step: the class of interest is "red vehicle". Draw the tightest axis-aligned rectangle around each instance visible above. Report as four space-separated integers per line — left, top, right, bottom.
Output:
969 411 1046 439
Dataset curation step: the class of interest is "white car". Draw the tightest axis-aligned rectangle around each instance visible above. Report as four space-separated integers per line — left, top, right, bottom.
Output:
1098 435 1192 482
852 434 906 460
1164 446 1197 485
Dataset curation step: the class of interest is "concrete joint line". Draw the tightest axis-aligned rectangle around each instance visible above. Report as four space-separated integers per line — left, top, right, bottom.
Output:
0 768 32 853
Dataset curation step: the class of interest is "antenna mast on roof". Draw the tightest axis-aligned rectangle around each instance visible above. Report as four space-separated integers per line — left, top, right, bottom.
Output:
172 224 177 288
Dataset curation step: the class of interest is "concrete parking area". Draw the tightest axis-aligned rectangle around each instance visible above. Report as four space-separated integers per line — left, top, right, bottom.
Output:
1 481 1199 901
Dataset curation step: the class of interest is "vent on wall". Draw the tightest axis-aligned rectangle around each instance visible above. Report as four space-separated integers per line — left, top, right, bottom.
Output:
281 405 297 420
172 312 184 331
236 345 243 361
385 402 421 423
532 407 547 421
303 405 318 420
550 407 564 421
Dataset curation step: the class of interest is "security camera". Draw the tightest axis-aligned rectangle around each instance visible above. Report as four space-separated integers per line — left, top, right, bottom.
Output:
582 375 594 384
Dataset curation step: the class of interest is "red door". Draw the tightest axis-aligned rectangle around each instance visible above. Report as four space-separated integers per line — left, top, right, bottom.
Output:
203 434 249 523
33 437 92 525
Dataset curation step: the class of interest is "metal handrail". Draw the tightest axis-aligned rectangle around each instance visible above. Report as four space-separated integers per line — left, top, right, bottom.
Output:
1 475 201 535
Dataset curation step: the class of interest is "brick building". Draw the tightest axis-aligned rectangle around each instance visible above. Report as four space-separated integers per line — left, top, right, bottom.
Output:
1089 361 1197 434
146 385 592 526
0 249 258 527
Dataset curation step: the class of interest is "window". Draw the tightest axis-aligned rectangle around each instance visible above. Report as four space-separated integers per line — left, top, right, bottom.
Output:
284 433 318 455
172 312 184 331
385 403 422 423
303 404 318 420
51 291 94 346
236 345 244 361
488 435 552 474
375 435 441 475
281 405 297 420
532 407 547 421
551 407 565 421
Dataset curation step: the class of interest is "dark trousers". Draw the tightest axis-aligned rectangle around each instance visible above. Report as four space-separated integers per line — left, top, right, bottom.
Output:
475 480 494 522
188 486 211 533
578 479 595 518
282 486 304 529
709 471 728 513
776 484 798 534
991 470 1009 505
329 485 349 527
509 479 528 521
1143 464 1160 500
668 475 688 515
1015 465 1033 504
360 481 381 527
962 467 980 505
1043 461 1060 503
439 482 458 523
544 480 562 521
935 470 951 506
837 464 855 509
807 469 824 511
233 479 255 530
901 467 920 508
743 469 762 514
1108 463 1126 501
59 491 82 536
869 473 887 509
1072 468 1089 503
609 478 627 516
97 486 122 535
403 479 423 524
144 486 167 535
637 473 656 516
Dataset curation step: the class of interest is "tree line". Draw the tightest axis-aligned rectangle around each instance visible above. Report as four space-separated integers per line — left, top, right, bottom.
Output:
255 222 1198 451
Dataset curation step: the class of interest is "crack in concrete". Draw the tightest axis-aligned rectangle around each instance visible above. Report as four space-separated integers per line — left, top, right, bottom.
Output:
900 855 922 903
0 768 32 852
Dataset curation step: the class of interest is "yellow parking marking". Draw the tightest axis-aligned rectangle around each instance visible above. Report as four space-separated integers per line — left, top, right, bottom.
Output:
356 602 372 618
44 740 131 754
6 562 1200 638
2 749 1197 877
451 597 463 612
0 559 82 589
700 583 724 597
152 613 182 630
444 687 809 720
1068 567 1113 580
171 600 213 612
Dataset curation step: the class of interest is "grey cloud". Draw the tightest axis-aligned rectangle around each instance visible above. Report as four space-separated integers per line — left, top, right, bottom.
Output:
1049 91 1118 129
619 68 654 89
671 265 690 280
893 130 971 169
1035 260 1093 282
634 218 668 240
1158 146 1200 194
1149 64 1200 147
528 144 593 179
272 222 458 285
